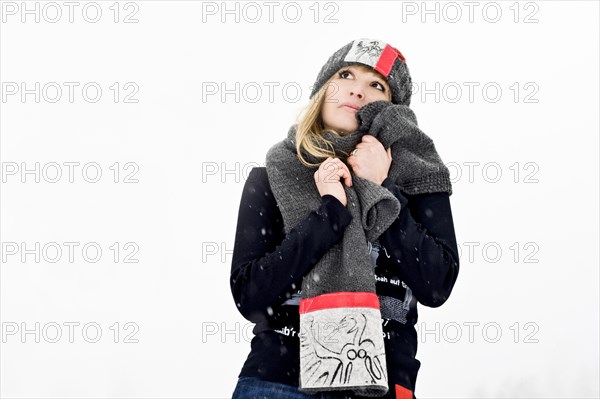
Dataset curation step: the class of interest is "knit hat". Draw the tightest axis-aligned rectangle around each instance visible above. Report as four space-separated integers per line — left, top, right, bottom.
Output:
309 38 413 106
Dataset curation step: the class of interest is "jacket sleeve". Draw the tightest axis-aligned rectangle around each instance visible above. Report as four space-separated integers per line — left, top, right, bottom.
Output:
378 177 460 308
230 167 354 323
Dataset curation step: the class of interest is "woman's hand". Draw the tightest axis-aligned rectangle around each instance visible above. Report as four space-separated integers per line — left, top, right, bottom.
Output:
314 157 352 207
347 135 392 185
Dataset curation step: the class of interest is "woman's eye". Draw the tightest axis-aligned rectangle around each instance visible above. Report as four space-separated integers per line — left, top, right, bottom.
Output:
339 70 352 79
373 82 386 92
338 70 386 92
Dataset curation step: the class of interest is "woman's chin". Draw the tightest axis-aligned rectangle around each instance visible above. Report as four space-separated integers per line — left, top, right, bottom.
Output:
342 125 358 134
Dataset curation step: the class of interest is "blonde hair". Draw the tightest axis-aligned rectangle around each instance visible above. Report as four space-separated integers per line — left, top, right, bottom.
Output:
294 64 392 167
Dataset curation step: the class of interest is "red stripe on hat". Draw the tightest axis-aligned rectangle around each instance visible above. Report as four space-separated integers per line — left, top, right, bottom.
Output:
374 44 400 77
299 292 380 314
392 45 406 62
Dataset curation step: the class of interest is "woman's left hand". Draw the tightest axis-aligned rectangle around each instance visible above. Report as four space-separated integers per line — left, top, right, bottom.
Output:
347 135 392 185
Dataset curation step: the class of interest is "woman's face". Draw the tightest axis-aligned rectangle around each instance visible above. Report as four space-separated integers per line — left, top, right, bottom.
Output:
320 65 391 135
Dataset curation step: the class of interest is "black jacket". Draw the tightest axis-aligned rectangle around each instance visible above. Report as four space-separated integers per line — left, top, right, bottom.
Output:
230 166 459 398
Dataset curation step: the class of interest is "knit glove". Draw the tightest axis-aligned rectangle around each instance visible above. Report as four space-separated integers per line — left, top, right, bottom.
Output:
356 100 395 134
358 100 453 196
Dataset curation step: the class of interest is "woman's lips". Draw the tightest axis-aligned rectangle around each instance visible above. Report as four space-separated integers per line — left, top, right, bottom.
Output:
342 105 359 112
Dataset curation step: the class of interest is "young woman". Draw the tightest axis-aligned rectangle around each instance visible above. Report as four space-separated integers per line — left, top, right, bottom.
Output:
229 38 459 399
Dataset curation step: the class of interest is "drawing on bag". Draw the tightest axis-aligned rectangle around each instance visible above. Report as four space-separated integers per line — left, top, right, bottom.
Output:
299 313 387 386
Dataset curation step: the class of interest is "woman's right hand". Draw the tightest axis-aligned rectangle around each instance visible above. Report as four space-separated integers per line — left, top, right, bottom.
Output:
314 157 352 207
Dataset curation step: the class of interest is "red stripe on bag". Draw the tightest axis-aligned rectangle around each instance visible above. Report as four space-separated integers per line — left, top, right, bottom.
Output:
374 44 401 77
299 292 380 314
395 383 413 399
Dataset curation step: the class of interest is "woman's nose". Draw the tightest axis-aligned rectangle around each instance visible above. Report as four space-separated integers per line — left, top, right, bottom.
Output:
349 82 365 99
350 88 364 99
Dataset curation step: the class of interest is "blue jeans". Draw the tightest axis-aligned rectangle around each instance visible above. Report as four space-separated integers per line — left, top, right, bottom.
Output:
231 376 356 399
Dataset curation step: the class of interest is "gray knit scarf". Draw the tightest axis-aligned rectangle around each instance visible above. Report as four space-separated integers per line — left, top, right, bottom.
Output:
265 100 452 397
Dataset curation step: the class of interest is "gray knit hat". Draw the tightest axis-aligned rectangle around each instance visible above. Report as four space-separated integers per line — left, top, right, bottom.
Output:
309 38 413 106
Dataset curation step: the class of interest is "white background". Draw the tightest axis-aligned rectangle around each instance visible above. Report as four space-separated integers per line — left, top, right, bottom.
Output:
1 1 599 398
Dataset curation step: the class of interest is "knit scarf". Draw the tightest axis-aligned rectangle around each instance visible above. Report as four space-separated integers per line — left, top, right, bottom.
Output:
265 100 452 397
